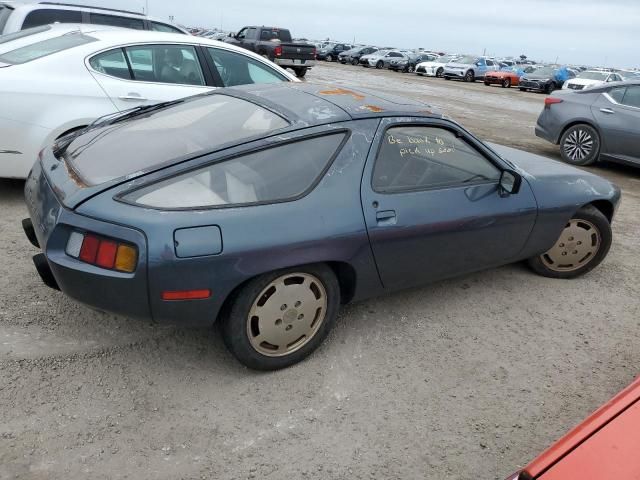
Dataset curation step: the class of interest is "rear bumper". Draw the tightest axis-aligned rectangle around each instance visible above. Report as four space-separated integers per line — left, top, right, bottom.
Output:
535 123 557 143
24 161 151 321
274 58 315 68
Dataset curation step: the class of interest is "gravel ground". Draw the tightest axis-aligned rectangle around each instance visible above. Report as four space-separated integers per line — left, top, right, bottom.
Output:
1 62 639 480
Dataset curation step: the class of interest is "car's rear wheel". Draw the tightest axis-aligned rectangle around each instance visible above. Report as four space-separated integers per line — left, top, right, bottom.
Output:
351 58 359 65
502 78 511 88
528 206 611 279
519 87 527 91
326 54 333 62
484 80 490 86
559 124 600 166
220 264 340 370
465 70 475 82
376 60 384 69
436 67 444 78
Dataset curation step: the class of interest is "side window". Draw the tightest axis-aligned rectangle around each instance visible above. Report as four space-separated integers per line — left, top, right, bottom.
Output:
245 28 257 40
22 8 82 29
150 22 183 34
127 133 347 209
90 13 144 30
621 86 640 108
207 47 287 87
486 60 494 66
372 126 501 193
125 45 205 86
89 48 131 79
236 28 247 39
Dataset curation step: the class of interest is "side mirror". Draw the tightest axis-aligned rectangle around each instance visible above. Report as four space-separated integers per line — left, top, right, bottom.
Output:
499 170 522 196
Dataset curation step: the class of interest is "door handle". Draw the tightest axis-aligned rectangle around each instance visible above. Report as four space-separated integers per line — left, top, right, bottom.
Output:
376 210 397 226
600 108 615 114
119 94 147 101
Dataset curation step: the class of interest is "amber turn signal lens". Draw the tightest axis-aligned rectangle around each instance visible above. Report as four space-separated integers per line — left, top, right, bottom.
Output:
115 244 137 273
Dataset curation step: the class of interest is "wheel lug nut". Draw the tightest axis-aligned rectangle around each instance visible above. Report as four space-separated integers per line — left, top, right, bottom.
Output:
562 252 567 256
294 301 301 307
275 319 282 326
559 243 564 247
568 237 574 241
573 250 578 254
298 314 304 320
577 241 582 245
285 325 292 331
280 304 287 311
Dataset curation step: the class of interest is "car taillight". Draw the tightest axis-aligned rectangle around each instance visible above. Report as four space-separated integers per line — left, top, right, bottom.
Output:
312 48 316 56
274 45 282 57
66 231 137 273
544 97 563 108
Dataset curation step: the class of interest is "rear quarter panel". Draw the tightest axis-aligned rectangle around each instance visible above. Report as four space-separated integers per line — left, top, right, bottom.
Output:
75 120 384 326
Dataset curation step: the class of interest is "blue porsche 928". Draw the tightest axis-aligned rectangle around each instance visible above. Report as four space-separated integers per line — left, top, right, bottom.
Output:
23 83 620 370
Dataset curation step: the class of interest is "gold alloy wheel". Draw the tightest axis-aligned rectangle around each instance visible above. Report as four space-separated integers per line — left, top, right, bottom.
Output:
247 273 328 357
541 219 601 272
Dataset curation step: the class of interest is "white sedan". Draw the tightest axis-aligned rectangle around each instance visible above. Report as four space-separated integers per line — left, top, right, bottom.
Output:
0 25 297 178
563 70 624 91
415 55 458 78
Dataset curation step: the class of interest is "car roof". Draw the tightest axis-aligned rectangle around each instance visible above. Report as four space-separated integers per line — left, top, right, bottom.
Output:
228 83 441 125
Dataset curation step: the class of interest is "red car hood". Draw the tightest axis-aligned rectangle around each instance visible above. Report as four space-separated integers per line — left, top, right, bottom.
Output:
524 375 640 479
486 71 514 78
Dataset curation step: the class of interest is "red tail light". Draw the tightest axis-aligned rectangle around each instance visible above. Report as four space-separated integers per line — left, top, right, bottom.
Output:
274 45 282 57
544 97 563 108
67 231 137 273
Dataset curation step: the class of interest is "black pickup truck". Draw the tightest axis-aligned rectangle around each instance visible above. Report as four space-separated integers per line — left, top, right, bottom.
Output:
224 26 316 78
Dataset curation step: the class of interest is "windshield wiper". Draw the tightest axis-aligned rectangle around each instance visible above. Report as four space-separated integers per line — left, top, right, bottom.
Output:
88 98 186 129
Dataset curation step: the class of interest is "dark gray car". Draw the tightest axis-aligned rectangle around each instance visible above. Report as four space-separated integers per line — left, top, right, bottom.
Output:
536 80 640 166
24 83 620 370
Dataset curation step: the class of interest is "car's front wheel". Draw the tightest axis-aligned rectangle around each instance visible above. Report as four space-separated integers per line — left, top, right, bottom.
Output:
465 70 475 82
293 67 307 78
351 58 359 65
220 264 340 370
502 78 511 88
559 124 600 166
527 206 612 279
326 54 333 62
376 60 384 69
436 67 444 78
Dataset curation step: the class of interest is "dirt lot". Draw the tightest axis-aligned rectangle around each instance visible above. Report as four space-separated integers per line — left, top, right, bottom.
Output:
1 62 639 480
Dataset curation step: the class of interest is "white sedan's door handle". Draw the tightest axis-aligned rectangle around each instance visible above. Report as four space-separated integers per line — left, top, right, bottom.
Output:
119 94 147 101
600 108 615 114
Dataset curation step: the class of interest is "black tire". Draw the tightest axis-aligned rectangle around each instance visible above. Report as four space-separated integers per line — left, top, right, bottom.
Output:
293 67 307 78
465 70 475 82
502 78 511 88
559 123 600 166
220 264 340 370
527 206 612 279
376 60 384 69
519 87 527 91
444 76 451 80
407 65 415 73
436 67 444 78
545 82 555 94
326 54 333 62
484 80 490 86
351 58 359 66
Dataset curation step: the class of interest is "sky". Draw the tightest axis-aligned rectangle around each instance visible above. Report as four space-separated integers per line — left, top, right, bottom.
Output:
57 0 640 68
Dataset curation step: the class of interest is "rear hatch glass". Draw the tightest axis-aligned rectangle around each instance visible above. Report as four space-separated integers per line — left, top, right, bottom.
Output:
63 94 290 186
0 5 12 33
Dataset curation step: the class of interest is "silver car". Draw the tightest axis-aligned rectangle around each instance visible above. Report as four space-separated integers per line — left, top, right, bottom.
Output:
535 81 640 166
359 49 405 69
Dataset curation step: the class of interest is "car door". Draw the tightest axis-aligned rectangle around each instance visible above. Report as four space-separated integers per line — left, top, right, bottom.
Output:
360 118 537 290
88 44 212 110
592 85 640 163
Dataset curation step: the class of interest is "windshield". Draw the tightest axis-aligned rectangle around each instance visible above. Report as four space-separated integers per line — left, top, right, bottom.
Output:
65 94 290 185
374 50 389 56
0 5 11 33
530 66 556 77
0 32 95 64
578 71 608 80
0 25 52 45
456 55 477 64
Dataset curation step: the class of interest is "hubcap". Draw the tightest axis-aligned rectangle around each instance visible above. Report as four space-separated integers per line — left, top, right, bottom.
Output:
247 273 327 357
564 129 594 161
541 219 601 272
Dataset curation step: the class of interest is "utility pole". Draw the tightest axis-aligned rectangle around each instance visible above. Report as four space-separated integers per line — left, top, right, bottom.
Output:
145 0 149 15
